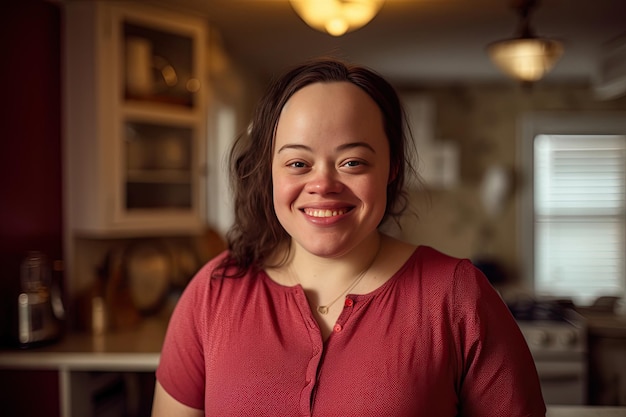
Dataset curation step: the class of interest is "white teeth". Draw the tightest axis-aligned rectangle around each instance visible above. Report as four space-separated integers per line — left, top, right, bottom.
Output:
305 208 347 218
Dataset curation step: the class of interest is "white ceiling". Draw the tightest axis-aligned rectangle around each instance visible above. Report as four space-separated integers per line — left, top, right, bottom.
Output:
136 0 626 84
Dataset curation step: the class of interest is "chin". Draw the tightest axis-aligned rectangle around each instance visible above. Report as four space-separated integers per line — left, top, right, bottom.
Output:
298 235 365 259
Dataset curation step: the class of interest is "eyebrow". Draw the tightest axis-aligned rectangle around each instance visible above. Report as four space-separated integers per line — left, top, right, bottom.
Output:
277 141 376 154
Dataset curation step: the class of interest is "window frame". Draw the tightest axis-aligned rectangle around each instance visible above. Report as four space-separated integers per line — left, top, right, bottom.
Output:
518 112 626 302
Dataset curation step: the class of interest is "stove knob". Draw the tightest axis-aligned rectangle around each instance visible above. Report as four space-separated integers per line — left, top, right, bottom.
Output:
559 330 578 347
529 330 550 347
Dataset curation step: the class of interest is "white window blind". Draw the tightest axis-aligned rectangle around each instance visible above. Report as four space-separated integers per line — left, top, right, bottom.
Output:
533 134 626 304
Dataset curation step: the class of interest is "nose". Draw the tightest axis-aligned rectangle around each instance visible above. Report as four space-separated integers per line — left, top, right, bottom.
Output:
304 166 344 195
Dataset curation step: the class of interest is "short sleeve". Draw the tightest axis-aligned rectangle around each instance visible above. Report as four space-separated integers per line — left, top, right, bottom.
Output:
155 262 213 410
453 260 546 417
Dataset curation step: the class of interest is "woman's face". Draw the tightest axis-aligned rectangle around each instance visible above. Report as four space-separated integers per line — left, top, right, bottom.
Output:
272 81 391 259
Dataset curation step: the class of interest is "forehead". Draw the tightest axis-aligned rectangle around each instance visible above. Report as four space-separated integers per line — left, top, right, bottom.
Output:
281 81 378 115
275 81 385 145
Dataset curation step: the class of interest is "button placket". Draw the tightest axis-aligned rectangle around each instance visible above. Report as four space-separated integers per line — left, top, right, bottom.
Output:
331 296 356 334
292 287 324 416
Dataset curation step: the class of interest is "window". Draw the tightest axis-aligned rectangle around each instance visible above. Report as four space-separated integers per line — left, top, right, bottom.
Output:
519 113 626 305
534 134 626 303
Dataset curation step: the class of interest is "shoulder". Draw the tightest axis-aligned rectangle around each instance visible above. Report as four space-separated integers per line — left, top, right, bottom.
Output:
170 251 263 333
183 250 230 289
405 245 471 278
376 237 472 287
180 250 255 302
398 245 491 302
417 245 464 264
405 247 510 328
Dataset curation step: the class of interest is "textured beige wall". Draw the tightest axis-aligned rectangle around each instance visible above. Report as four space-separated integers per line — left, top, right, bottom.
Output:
396 82 626 284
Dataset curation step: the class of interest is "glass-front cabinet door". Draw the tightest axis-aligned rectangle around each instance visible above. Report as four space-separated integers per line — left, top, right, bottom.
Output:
64 2 207 235
123 21 199 108
124 121 194 211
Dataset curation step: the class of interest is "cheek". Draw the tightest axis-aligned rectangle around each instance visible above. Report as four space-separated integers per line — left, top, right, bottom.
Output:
272 177 303 232
367 179 390 208
362 170 391 214
272 173 300 209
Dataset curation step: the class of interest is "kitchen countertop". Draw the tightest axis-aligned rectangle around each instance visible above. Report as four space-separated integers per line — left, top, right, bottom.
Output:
1 319 626 416
582 312 626 338
0 318 167 372
547 406 626 416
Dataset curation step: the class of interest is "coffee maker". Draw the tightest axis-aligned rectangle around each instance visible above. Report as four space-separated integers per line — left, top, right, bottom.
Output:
17 251 64 347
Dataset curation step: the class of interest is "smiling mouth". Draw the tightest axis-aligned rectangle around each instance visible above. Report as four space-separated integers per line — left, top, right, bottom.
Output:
303 208 350 218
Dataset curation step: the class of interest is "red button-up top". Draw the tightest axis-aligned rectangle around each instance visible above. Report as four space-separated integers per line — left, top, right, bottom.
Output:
156 246 546 416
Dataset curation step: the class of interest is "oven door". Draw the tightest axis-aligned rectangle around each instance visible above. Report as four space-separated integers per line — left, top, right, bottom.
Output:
535 360 587 405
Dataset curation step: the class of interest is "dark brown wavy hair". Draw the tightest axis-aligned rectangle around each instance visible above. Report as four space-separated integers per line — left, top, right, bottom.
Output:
214 58 417 278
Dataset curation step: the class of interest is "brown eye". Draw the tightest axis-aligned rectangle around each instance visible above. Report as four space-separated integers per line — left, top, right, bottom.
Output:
289 161 307 168
342 159 366 168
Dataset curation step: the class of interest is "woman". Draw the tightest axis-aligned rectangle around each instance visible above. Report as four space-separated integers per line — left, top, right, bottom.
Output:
152 59 546 416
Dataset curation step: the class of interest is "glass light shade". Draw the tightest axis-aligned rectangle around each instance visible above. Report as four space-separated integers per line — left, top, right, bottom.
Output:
289 0 385 36
487 37 564 82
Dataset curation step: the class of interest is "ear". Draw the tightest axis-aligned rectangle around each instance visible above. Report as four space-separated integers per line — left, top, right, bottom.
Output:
388 164 398 184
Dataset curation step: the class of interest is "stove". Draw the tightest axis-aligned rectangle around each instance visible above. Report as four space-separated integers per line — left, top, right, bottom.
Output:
508 300 588 405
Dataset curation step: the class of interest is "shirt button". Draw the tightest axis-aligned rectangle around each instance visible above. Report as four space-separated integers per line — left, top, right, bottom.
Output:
333 324 342 333
344 298 354 307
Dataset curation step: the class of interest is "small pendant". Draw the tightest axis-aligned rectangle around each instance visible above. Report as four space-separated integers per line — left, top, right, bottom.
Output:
317 306 329 315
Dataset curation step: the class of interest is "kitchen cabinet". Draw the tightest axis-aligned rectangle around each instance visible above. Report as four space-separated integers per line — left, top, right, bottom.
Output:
586 314 626 405
0 318 165 417
547 406 626 416
0 369 60 417
64 1 208 236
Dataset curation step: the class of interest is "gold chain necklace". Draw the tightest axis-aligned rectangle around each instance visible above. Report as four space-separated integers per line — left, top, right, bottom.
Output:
316 243 381 315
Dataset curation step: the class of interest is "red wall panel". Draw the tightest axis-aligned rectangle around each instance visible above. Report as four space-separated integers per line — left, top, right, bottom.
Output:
0 0 63 345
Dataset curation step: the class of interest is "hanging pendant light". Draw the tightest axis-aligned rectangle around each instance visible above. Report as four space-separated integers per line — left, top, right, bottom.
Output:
487 0 564 84
289 0 385 37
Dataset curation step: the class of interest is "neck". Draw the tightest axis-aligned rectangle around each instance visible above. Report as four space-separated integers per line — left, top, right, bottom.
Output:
288 233 383 290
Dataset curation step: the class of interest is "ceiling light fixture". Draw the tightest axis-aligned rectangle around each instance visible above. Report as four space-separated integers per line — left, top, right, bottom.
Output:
289 0 385 37
487 0 564 85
